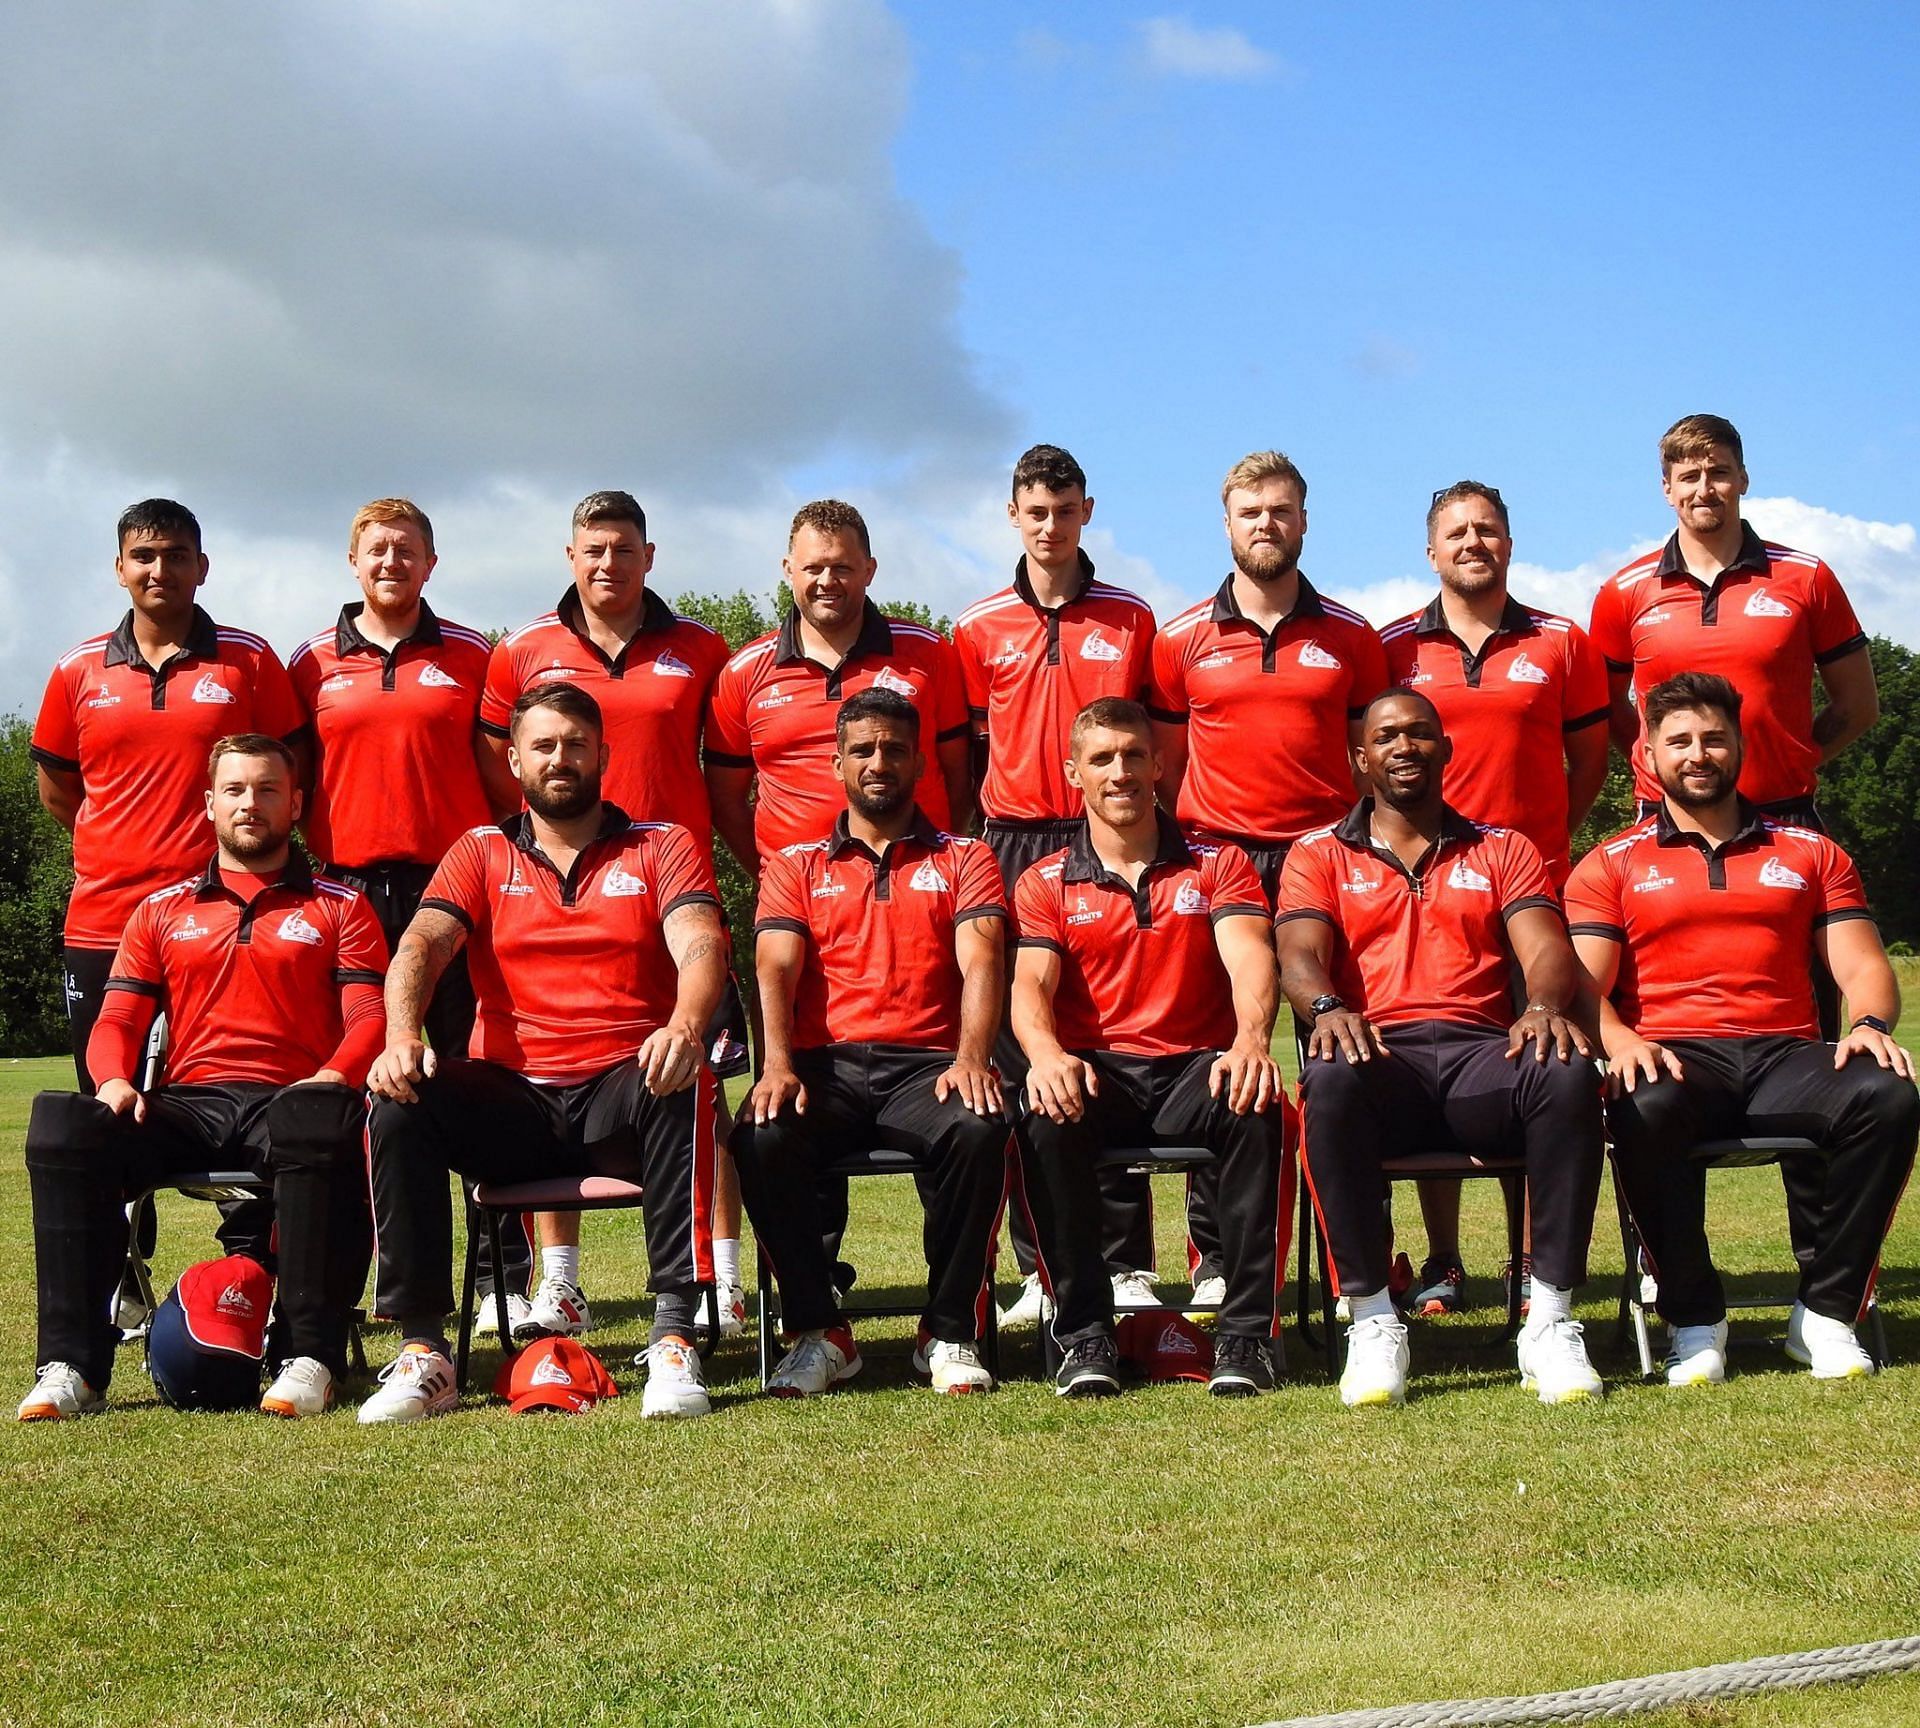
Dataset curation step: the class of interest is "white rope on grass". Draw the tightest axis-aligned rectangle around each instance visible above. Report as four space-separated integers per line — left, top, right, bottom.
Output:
1252 1635 1920 1728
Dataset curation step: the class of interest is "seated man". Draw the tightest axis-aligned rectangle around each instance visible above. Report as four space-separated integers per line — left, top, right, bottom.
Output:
1568 670 1917 1384
19 734 385 1421
1012 697 1288 1399
361 682 728 1423
732 689 1011 1396
1277 690 1604 1409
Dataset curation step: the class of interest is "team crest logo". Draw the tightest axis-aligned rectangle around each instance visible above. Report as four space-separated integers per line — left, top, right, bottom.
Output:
1744 591 1793 619
1172 882 1209 916
1631 864 1675 894
530 1355 575 1388
1506 654 1549 685
652 651 694 678
277 911 324 946
217 1281 257 1318
908 860 950 892
1759 857 1808 891
1446 860 1492 892
1080 629 1123 663
602 864 647 898
417 663 461 689
872 667 917 697
190 674 236 705
1298 642 1341 670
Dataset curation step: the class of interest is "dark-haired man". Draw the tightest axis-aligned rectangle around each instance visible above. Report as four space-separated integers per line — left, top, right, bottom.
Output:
361 682 728 1423
1278 690 1605 1409
733 689 1010 1397
18 736 385 1421
953 446 1159 1325
1568 672 1915 1385
1013 698 1290 1399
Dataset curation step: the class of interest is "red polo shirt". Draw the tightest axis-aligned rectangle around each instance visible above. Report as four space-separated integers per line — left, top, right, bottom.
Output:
421 808 719 1084
755 810 1006 1049
706 602 970 861
1565 802 1873 1042
1149 575 1389 845
1588 524 1867 806
478 588 729 846
1381 595 1609 887
953 554 1156 822
1013 817 1268 1058
31 608 307 949
290 601 494 868
1276 802 1559 1030
91 855 387 1088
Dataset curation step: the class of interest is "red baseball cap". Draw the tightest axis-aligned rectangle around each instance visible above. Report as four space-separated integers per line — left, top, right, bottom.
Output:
1115 1310 1215 1383
174 1254 273 1359
492 1337 620 1414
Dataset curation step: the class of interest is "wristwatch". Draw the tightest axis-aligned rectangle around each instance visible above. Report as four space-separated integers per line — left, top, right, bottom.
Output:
1308 994 1346 1022
1852 1014 1892 1036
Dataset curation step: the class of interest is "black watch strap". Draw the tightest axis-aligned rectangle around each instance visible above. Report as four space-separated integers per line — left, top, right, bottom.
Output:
1308 993 1345 1021
1852 1014 1892 1036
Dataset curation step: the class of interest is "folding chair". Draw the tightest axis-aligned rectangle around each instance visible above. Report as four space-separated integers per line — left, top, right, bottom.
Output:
1612 1135 1892 1378
454 1177 718 1392
756 1146 1005 1387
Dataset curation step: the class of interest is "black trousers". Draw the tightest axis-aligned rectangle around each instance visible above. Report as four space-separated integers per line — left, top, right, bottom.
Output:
25 1083 371 1386
367 1056 718 1326
985 818 1155 1278
732 1045 1010 1340
1605 1034 1918 1327
1299 1020 1604 1297
61 944 118 1097
1017 1049 1287 1346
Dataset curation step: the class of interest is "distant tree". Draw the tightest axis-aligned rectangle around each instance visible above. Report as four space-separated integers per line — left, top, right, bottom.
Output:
0 717 74 1055
1571 752 1636 863
1818 636 1920 945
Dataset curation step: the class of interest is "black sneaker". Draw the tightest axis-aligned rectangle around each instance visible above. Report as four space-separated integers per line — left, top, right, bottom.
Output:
1208 1333 1276 1397
1409 1255 1466 1317
1054 1333 1121 1398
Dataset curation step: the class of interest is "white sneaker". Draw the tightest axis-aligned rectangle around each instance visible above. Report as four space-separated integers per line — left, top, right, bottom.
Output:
515 1277 592 1342
998 1272 1052 1328
640 1337 711 1418
767 1327 861 1398
924 1337 994 1395
1785 1303 1875 1380
17 1362 104 1422
260 1356 334 1418
1666 1319 1729 1387
1517 1317 1603 1405
695 1280 748 1340
471 1290 532 1339
1111 1268 1160 1310
1185 1274 1227 1323
357 1344 458 1424
1339 1315 1410 1408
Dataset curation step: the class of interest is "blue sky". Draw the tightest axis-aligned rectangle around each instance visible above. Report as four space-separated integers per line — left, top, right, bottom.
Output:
1 3 1914 704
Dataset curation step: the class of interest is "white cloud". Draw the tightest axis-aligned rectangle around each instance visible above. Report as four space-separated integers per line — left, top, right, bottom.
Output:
1137 16 1282 83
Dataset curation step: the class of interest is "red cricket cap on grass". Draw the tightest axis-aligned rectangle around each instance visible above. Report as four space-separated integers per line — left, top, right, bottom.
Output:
1115 1311 1214 1383
493 1337 620 1414
175 1254 273 1359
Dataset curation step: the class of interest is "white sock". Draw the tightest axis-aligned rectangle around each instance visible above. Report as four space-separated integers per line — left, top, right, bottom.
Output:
542 1245 581 1287
1348 1286 1397 1325
714 1239 741 1286
1527 1280 1572 1327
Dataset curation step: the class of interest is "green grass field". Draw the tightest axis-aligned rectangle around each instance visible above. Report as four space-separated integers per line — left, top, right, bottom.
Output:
2 1028 1917 1728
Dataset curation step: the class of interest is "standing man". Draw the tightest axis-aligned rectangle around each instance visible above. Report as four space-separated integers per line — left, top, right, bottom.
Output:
1149 451 1388 1306
1568 672 1916 1385
1012 698 1290 1399
289 499 528 1331
1277 690 1606 1409
952 445 1159 1324
18 736 386 1421
478 491 743 1340
732 690 1010 1397
360 683 728 1424
1380 481 1611 1315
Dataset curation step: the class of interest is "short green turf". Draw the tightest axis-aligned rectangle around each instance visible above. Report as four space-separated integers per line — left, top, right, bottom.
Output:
2 1029 1916 1727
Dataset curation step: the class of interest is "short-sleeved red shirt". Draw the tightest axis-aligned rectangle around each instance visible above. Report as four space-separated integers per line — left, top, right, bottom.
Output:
290 602 494 868
754 809 1007 1050
1013 817 1269 1058
478 588 729 847
31 608 308 949
100 855 388 1088
1276 801 1559 1030
1564 802 1873 1042
706 602 970 861
1381 596 1610 887
1149 575 1390 845
421 808 719 1084
1587 525 1867 806
952 555 1156 822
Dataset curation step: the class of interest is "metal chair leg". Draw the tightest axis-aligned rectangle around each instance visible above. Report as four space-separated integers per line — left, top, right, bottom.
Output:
454 1192 480 1392
1500 1173 1526 1344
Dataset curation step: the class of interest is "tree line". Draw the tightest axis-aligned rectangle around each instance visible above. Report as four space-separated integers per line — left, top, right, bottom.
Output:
3 617 1913 1057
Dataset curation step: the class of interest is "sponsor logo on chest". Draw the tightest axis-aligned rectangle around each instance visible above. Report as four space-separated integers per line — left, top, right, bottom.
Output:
1079 628 1123 663
1399 671 1434 687
276 910 325 946
1758 856 1807 891
318 674 354 693
533 662 586 685
1340 866 1382 895
498 866 535 897
86 680 122 709
1639 609 1674 628
1066 893 1103 926
811 872 845 898
757 682 795 711
1194 652 1235 672
1630 863 1675 894
601 863 647 898
190 673 236 705
169 912 212 941
987 639 1028 668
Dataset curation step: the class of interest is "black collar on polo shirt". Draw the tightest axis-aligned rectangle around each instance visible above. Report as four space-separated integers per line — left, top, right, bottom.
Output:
502 802 635 857
1332 797 1481 853
1208 573 1328 672
335 599 445 657
1013 550 1097 611
1414 592 1534 639
194 849 316 898
775 599 896 698
1062 809 1193 884
103 605 221 672
1651 795 1769 890
824 805 945 864
554 587 677 678
1651 521 1771 626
